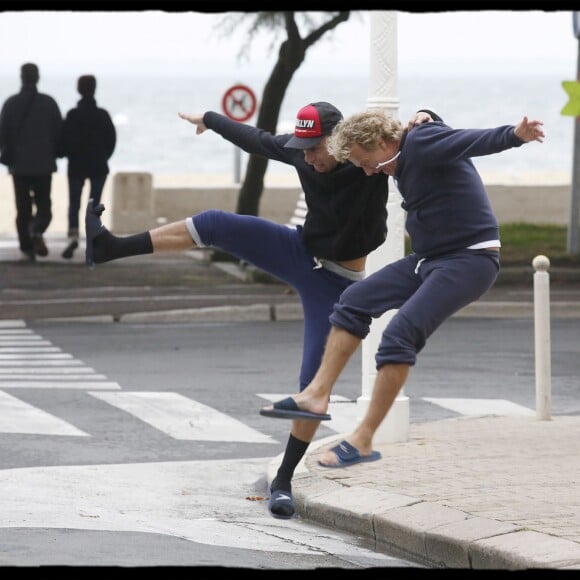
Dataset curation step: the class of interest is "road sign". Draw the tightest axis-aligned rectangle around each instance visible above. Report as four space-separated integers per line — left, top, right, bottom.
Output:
561 80 580 116
222 84 257 122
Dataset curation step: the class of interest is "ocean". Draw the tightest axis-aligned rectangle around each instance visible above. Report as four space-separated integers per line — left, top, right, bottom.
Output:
0 74 574 182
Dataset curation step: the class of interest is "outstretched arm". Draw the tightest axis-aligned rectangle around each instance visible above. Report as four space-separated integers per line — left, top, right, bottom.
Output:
514 116 544 143
178 112 207 134
177 110 294 164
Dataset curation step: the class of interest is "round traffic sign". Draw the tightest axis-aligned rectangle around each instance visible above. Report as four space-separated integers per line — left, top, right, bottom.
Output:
221 84 257 122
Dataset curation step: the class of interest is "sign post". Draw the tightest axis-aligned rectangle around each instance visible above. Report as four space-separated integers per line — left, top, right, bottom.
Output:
221 84 257 184
561 11 580 254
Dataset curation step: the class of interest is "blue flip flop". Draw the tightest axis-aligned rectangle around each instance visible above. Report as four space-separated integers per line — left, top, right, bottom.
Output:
268 488 295 519
318 440 381 468
259 397 331 421
85 198 106 269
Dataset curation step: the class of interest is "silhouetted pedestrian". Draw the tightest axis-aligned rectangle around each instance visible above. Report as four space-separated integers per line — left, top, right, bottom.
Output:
0 63 62 261
59 74 116 259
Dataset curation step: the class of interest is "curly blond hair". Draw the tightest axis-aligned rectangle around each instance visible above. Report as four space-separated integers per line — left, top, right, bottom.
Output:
327 110 404 163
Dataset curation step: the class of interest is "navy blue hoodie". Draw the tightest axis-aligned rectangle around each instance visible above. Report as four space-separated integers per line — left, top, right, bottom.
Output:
395 121 524 258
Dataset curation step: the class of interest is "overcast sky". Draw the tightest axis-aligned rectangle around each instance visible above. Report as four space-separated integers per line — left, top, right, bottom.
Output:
0 10 577 79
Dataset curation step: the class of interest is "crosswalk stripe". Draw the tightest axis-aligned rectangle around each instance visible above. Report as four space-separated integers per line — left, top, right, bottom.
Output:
0 329 33 335
1 374 109 380
90 391 276 443
0 337 45 342
0 391 88 436
0 354 73 359
0 359 83 366
0 347 61 353
0 381 121 389
423 397 534 416
0 320 25 328
0 367 95 374
257 393 536 430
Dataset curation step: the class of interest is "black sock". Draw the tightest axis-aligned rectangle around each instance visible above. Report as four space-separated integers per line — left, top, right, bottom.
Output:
271 434 310 493
93 230 153 263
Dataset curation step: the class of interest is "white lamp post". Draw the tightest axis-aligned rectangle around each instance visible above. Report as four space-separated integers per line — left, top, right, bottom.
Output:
358 10 409 443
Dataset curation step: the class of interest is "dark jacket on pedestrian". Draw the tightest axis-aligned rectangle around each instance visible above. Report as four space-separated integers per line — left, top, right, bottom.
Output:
59 96 116 177
0 85 62 175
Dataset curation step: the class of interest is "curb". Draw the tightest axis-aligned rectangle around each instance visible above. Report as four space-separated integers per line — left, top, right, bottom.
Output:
292 466 580 569
456 301 580 319
43 303 305 325
41 299 580 325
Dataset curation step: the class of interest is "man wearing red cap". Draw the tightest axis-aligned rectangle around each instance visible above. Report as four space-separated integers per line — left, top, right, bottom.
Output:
84 102 439 519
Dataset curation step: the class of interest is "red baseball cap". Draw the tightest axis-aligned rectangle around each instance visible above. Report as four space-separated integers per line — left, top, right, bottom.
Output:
284 102 343 149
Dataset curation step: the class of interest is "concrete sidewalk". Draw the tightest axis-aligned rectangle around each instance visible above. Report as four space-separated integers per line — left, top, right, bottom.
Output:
277 415 580 570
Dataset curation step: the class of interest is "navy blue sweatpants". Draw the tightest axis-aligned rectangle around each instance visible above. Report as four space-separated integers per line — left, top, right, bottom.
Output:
189 210 358 389
330 249 500 369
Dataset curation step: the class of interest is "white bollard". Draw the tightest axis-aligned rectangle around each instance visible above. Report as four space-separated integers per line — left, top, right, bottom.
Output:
533 255 552 420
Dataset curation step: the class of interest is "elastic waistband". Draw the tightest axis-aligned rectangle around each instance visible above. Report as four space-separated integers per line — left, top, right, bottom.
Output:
314 258 366 281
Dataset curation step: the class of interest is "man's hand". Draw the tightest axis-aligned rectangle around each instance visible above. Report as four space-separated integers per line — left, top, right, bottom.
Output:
178 112 207 135
514 116 545 143
406 111 433 131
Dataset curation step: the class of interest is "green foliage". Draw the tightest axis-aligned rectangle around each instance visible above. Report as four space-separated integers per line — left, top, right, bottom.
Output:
499 223 580 265
500 222 564 252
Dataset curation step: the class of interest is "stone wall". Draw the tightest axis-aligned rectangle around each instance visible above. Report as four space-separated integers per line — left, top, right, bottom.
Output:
0 172 573 236
109 172 573 234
